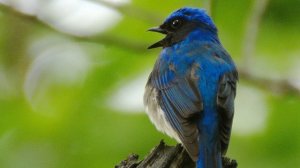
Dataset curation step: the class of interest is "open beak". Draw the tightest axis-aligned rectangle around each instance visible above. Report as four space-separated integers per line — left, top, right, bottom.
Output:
147 26 168 49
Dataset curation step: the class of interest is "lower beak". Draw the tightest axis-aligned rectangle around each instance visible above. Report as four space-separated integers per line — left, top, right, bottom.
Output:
148 39 165 49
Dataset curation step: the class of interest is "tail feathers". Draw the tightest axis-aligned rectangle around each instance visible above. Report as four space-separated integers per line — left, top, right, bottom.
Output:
196 143 222 168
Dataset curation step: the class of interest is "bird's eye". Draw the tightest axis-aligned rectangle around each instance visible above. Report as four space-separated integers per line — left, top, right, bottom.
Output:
171 19 182 29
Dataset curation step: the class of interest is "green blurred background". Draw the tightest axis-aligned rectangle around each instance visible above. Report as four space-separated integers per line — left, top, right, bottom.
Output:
0 0 300 167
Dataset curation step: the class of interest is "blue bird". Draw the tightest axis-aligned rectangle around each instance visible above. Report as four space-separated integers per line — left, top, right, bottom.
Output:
144 7 238 168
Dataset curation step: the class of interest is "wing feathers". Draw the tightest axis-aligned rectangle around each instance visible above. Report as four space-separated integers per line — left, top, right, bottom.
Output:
150 62 202 161
217 71 238 154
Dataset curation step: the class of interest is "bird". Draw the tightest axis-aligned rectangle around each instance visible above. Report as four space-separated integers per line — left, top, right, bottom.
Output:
144 7 238 168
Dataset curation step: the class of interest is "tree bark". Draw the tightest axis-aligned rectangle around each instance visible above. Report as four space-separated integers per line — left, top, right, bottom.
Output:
115 140 237 168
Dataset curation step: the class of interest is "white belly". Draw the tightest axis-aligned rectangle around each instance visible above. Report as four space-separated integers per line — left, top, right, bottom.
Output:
144 85 181 143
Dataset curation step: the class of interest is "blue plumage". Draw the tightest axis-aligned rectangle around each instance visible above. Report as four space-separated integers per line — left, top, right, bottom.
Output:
144 7 238 168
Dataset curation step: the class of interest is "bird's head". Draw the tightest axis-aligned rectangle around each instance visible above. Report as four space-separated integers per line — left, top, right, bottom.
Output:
148 7 217 49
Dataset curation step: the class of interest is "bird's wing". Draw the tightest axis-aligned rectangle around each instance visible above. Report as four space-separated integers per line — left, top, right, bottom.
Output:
150 61 203 161
217 70 238 155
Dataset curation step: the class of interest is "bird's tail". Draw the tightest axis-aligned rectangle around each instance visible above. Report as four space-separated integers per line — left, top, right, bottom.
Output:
196 141 222 168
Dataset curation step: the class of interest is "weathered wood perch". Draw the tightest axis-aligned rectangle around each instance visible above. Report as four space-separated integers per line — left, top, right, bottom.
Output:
115 140 237 168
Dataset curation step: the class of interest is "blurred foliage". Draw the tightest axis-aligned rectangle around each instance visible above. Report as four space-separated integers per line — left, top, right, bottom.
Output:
0 0 300 168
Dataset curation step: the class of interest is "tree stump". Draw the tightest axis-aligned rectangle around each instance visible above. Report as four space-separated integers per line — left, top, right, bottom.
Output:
115 140 237 168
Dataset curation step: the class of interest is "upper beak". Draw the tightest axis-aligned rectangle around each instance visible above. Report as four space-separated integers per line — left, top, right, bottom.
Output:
148 27 168 34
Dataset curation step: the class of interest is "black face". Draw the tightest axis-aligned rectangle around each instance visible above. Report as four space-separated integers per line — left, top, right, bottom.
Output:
148 18 197 49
